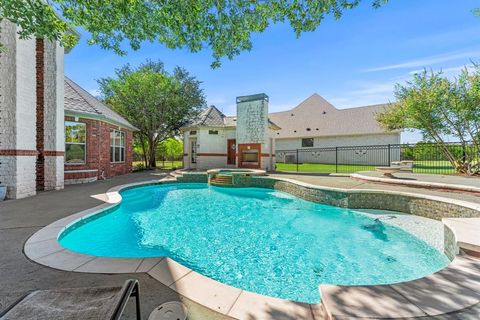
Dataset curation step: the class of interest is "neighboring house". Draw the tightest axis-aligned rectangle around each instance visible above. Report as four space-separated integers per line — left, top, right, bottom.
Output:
181 93 400 170
64 77 137 184
0 20 136 199
269 94 400 151
181 94 280 171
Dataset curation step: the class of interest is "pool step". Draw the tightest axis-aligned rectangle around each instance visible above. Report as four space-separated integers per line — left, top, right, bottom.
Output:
210 174 233 186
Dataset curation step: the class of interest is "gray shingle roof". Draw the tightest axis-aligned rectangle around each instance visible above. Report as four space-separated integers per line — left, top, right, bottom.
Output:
184 106 280 129
64 77 137 130
191 106 227 127
268 94 392 139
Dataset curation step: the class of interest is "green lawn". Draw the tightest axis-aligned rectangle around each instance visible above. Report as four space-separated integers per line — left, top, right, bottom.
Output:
133 160 183 170
411 161 456 174
275 163 376 173
275 161 456 174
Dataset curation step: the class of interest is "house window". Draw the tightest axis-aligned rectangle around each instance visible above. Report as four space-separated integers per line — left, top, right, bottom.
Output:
190 130 197 135
110 129 125 163
208 130 219 135
65 121 86 164
302 138 314 148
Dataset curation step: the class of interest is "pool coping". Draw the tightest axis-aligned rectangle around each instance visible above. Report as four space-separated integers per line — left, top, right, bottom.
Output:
24 176 480 319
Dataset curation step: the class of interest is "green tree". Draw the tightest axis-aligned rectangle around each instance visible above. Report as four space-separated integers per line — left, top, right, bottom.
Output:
1 0 388 66
98 60 205 168
157 138 183 167
377 67 480 175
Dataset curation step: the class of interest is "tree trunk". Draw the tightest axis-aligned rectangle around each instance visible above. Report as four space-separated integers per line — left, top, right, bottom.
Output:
148 136 156 168
139 136 148 168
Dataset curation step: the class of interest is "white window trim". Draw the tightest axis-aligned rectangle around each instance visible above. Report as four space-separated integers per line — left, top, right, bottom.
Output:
301 138 314 148
110 129 126 163
65 121 86 165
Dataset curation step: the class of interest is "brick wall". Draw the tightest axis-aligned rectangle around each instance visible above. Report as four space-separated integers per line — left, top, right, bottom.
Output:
35 39 45 190
64 116 133 181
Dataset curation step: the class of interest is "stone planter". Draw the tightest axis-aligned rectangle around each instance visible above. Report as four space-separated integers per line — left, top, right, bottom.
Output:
0 186 6 201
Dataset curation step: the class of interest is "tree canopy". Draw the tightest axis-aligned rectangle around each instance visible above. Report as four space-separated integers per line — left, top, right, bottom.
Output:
376 66 480 175
1 0 388 67
98 60 205 168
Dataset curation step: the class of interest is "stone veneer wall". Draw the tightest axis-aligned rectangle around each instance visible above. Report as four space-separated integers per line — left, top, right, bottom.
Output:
176 172 208 183
236 95 275 171
0 21 37 199
42 40 64 190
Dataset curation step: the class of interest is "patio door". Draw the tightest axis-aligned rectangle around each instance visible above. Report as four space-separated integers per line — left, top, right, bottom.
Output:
190 139 197 168
227 139 236 165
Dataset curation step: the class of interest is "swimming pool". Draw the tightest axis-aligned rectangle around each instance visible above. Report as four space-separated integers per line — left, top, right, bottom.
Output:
59 183 449 303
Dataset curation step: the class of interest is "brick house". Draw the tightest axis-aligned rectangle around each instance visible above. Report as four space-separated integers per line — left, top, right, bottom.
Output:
64 77 137 184
0 20 136 199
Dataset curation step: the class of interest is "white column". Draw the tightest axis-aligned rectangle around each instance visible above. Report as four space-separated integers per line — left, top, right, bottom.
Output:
0 21 37 199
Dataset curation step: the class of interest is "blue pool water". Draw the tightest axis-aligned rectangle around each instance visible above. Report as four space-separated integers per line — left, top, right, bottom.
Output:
59 183 449 303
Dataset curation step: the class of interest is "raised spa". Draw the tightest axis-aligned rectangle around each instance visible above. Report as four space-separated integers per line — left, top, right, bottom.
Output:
59 183 449 303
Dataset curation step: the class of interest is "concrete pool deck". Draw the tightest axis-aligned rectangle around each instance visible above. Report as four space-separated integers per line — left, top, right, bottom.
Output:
351 171 480 193
2 170 480 319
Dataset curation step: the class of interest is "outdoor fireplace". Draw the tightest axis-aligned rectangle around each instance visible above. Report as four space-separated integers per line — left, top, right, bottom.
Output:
238 143 261 168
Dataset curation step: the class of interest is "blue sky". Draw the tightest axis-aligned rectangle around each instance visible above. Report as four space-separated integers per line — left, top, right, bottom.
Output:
65 0 480 143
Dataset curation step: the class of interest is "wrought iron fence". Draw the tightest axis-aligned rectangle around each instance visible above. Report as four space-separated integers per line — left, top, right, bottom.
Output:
275 142 480 175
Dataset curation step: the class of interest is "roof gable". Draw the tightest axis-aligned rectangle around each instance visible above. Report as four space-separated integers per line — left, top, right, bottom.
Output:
269 95 391 139
64 77 137 130
184 105 228 128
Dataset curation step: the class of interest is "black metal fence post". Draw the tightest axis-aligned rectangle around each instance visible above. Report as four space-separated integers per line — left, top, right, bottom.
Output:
296 149 299 172
387 144 391 166
276 141 475 175
335 147 338 173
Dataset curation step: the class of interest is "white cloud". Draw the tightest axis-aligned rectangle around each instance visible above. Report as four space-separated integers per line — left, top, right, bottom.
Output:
363 49 480 73
326 79 401 109
408 64 475 76
88 88 101 97
349 83 395 96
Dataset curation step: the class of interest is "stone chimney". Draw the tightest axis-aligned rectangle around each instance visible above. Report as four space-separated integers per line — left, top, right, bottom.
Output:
235 93 271 169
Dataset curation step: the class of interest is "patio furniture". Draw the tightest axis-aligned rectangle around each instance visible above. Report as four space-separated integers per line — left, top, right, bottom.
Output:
375 166 401 177
0 279 141 320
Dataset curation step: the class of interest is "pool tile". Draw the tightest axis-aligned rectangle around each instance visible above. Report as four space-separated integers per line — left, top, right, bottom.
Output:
73 257 142 273
320 284 427 318
36 250 95 271
148 258 191 286
228 291 314 320
390 255 480 316
47 211 87 228
136 257 164 273
169 272 242 314
24 239 64 260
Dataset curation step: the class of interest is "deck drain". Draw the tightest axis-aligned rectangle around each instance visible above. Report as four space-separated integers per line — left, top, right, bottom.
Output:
148 301 188 320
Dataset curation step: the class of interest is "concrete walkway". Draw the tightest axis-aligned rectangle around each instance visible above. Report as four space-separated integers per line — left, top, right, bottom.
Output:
1 170 480 319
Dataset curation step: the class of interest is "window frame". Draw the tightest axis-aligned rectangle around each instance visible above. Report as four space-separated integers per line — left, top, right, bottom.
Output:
301 138 314 148
110 129 126 163
65 121 87 165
